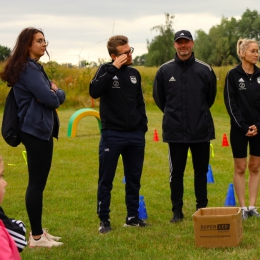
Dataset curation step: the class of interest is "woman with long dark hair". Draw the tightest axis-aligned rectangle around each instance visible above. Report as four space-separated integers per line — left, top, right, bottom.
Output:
0 27 65 247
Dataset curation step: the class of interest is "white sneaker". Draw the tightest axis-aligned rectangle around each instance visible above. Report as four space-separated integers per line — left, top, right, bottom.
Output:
43 228 62 241
29 233 63 248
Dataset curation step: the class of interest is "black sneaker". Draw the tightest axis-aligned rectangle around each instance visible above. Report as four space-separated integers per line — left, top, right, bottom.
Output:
99 220 112 234
124 216 148 227
241 209 249 220
248 208 260 218
170 212 184 223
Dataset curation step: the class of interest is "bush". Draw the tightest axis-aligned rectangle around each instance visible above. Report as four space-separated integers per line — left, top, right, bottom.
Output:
0 62 258 109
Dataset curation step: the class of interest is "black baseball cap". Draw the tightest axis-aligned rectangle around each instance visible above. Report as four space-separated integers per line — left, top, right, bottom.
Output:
174 30 193 42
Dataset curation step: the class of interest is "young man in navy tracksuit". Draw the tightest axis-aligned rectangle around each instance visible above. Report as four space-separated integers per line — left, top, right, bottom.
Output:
90 35 148 233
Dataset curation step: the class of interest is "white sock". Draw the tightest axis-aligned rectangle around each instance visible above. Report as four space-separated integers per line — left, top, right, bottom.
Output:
241 206 248 211
248 206 256 211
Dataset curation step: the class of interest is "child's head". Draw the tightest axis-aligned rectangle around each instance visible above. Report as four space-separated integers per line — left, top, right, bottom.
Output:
0 156 7 204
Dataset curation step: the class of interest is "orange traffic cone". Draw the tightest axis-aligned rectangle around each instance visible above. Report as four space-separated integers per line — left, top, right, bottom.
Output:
222 133 229 147
153 129 159 142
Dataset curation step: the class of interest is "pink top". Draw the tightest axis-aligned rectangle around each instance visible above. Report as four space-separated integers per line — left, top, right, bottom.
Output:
0 220 21 260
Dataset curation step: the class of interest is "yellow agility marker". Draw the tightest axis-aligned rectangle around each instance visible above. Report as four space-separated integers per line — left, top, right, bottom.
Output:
7 164 16 166
188 149 191 157
22 151 27 165
210 144 214 157
67 108 102 137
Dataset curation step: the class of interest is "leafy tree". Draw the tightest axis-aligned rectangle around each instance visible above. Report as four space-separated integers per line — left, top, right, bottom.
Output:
194 17 239 66
88 61 98 68
207 20 237 66
133 54 147 66
194 30 212 63
222 17 239 60
145 13 175 67
0 45 11 62
79 60 89 68
209 37 233 66
194 9 260 66
238 9 260 40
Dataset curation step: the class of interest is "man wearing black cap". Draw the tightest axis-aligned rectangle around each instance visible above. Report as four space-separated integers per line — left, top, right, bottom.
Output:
153 30 216 223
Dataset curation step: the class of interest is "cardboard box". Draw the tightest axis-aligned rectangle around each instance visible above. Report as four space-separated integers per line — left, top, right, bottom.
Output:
193 207 243 248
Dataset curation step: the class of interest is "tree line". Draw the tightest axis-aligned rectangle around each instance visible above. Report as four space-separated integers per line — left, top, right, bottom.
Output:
1 9 260 67
134 8 260 67
0 45 11 62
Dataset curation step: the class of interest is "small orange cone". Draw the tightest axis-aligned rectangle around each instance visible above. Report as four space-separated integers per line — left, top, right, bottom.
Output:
222 133 229 147
153 129 159 142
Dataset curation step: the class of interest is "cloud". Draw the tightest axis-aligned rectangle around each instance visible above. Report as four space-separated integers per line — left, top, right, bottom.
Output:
0 0 258 64
42 13 222 64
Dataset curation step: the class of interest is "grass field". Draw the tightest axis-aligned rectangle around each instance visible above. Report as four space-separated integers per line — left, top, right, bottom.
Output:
1 103 260 260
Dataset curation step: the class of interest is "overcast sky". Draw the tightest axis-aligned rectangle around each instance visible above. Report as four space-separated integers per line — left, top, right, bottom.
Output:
0 0 258 65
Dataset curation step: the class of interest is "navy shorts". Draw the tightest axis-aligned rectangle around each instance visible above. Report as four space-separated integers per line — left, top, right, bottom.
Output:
230 126 260 158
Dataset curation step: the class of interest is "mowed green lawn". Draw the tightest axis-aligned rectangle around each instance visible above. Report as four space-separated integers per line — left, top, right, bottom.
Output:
1 103 260 260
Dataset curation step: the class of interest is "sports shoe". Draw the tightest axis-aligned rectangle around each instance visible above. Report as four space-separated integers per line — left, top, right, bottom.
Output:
248 208 260 218
124 216 148 227
29 233 63 248
43 228 62 241
241 209 249 220
99 220 112 234
170 212 184 223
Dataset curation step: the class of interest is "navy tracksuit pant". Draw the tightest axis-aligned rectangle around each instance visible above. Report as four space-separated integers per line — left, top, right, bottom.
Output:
168 142 210 213
97 129 145 221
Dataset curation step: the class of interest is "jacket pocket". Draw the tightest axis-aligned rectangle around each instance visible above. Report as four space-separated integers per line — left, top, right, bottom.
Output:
23 99 52 133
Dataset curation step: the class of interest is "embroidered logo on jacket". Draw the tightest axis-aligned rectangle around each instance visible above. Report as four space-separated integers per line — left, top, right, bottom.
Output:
113 76 119 80
257 77 260 84
169 76 176 82
238 78 246 90
130 76 137 84
112 81 120 88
